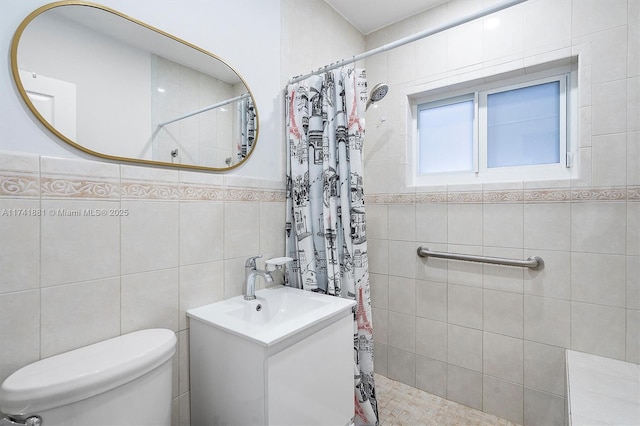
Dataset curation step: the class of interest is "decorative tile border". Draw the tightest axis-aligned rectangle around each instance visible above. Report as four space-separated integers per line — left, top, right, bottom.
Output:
524 189 571 202
2 169 632 205
260 190 287 202
224 187 286 202
365 186 638 204
41 176 119 199
179 185 285 202
0 171 285 202
483 191 524 203
448 191 484 203
0 153 634 205
416 192 448 203
121 180 180 200
365 194 390 204
387 193 416 204
571 187 627 202
0 173 39 198
180 184 225 201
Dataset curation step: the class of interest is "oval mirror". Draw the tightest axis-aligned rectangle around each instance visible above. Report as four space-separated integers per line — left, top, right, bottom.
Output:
11 1 258 171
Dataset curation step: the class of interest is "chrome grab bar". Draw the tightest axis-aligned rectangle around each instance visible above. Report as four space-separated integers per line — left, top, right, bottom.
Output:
417 246 544 270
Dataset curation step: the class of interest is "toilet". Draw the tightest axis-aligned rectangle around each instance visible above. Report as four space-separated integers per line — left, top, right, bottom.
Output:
0 328 176 426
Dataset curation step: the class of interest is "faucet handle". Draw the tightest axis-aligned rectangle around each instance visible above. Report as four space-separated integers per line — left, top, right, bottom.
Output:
265 257 293 271
245 255 263 268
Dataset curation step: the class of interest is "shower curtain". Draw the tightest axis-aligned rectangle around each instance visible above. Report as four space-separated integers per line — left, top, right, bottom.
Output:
238 96 256 161
285 68 378 426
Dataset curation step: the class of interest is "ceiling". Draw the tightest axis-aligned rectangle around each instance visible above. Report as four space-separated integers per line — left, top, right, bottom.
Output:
323 0 447 35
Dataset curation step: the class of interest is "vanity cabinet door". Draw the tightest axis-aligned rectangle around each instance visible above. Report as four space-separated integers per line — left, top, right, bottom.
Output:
267 315 354 426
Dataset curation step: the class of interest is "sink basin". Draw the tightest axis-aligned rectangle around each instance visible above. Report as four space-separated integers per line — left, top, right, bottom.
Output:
187 286 355 346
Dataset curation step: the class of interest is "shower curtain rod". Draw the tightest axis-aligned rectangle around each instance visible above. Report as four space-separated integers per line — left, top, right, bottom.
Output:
289 0 528 85
158 92 250 127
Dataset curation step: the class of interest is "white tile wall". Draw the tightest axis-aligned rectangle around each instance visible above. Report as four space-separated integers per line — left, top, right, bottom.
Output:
523 341 566 397
0 150 286 425
121 268 179 333
571 253 626 307
523 387 566 426
388 311 416 353
448 284 483 329
121 201 180 274
416 355 447 398
483 203 523 249
387 345 416 386
388 276 415 315
448 203 483 246
483 375 524 425
571 302 627 360
416 279 447 321
483 332 523 385
483 289 523 338
179 202 224 265
523 202 571 251
416 317 447 362
0 199 40 293
152 56 236 167
447 364 483 410
524 295 571 348
629 256 640 309
571 202 627 254
571 0 627 37
0 291 40 381
364 1 640 425
40 278 121 357
223 202 260 258
447 324 482 372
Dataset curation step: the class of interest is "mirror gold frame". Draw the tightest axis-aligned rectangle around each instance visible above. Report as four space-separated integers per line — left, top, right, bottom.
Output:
11 1 259 172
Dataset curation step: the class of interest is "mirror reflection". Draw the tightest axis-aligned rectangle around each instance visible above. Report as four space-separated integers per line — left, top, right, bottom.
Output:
12 1 258 171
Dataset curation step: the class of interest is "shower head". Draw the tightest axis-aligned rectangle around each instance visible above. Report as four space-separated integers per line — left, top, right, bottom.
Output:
366 83 389 110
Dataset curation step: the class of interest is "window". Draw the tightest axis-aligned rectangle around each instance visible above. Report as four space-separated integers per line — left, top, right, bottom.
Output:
418 95 475 174
413 67 576 185
485 81 561 168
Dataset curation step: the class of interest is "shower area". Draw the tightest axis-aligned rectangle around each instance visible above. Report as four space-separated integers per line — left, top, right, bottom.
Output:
283 0 639 424
150 55 255 167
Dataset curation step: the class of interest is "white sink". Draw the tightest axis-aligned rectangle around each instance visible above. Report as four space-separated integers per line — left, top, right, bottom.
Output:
187 285 355 346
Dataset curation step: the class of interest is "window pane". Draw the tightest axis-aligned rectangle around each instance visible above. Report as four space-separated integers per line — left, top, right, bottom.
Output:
419 100 474 174
487 81 560 168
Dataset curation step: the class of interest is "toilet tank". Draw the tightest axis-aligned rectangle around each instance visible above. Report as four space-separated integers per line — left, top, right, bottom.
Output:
0 329 176 426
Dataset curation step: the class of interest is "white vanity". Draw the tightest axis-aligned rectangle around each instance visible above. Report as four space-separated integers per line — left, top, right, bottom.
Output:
188 286 356 426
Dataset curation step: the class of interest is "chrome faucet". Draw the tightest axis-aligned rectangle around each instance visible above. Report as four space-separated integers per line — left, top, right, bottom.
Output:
244 255 273 300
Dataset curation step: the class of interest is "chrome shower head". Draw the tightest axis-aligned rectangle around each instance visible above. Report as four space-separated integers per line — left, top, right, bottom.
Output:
366 83 389 110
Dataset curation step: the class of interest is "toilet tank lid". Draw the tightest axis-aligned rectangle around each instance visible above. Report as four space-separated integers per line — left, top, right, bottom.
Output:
0 328 176 416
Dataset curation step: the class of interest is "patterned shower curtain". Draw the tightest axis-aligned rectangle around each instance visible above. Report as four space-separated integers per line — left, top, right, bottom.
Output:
285 68 378 426
238 96 256 161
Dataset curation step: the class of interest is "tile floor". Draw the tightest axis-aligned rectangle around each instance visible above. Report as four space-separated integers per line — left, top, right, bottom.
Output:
374 374 519 426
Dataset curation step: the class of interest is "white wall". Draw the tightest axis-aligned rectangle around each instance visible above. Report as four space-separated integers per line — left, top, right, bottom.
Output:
1 0 282 181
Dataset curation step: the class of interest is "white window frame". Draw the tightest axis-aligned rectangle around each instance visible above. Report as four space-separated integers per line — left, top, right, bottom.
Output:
410 65 577 186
